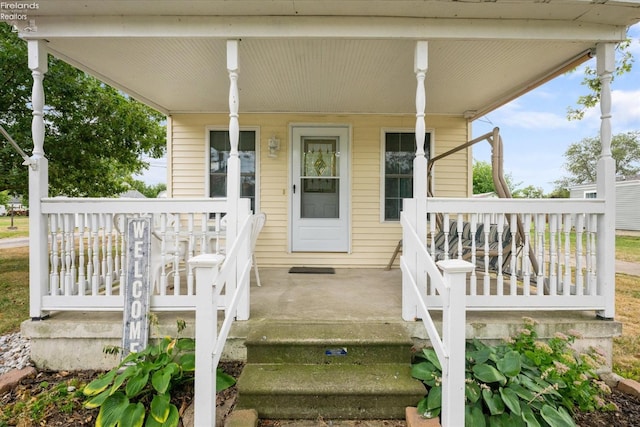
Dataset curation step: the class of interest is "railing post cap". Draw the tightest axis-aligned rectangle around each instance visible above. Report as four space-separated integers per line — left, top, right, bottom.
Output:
436 259 475 273
188 254 225 268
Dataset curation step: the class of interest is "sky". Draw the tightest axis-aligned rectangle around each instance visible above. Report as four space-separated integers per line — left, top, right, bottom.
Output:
139 24 640 193
473 23 640 193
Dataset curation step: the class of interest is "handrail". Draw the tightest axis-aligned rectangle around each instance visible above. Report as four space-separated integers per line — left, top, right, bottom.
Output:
190 204 253 427
211 212 253 366
401 198 473 427
0 124 36 169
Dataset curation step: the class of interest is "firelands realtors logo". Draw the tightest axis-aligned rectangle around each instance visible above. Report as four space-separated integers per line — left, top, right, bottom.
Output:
0 2 39 22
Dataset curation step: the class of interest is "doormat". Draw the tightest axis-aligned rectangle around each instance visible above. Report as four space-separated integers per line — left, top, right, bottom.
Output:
288 267 335 274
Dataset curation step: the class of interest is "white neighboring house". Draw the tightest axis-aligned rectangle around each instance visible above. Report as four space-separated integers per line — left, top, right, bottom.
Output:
569 176 640 232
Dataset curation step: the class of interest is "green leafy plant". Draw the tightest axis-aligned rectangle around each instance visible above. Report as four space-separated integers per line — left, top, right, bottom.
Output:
412 317 615 427
83 321 236 427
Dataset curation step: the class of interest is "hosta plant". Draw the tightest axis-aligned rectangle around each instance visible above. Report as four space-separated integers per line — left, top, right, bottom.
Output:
83 321 235 427
412 317 615 427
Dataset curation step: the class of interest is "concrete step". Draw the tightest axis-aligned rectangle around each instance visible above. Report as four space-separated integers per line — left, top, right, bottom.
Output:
245 321 414 365
236 363 425 419
237 321 425 419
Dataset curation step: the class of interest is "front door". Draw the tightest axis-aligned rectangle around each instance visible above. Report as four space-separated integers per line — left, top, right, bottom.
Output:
291 126 349 252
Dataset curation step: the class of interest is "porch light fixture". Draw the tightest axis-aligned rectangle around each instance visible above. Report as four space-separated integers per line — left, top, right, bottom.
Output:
268 135 280 158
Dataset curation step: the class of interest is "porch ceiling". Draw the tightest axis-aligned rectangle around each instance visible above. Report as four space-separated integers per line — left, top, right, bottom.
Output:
17 0 640 117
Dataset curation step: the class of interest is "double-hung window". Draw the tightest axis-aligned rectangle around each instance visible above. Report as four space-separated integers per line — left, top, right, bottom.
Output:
383 131 431 221
209 130 257 212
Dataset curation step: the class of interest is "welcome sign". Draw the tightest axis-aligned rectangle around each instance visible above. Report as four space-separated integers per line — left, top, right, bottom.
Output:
122 217 152 358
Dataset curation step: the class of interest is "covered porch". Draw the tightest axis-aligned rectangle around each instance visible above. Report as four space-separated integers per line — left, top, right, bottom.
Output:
12 1 637 424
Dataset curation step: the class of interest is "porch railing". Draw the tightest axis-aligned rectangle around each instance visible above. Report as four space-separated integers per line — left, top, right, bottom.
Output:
35 197 235 317
401 198 473 427
422 197 610 313
190 202 253 426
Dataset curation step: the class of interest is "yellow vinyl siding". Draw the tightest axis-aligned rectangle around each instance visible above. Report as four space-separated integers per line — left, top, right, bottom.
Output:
170 113 469 267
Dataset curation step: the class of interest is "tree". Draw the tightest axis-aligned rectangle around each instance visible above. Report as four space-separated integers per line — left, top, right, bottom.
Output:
554 132 640 189
0 23 166 198
513 185 545 199
125 179 167 198
567 39 634 121
0 190 10 210
472 160 520 195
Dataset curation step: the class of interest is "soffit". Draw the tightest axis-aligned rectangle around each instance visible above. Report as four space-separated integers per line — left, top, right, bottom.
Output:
44 37 592 115
17 0 639 116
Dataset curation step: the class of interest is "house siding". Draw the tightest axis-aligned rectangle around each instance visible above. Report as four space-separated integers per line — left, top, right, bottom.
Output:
170 113 470 267
569 180 640 232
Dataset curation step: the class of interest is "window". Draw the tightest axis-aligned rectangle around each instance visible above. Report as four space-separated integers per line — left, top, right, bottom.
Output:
383 131 431 221
209 130 257 211
584 191 597 199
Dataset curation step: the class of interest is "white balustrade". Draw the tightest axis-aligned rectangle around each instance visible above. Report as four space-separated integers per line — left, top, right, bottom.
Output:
421 197 609 312
35 198 232 314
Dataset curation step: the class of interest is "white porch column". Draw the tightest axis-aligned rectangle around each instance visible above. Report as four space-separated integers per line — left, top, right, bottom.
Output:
226 39 240 241
596 43 616 319
414 41 428 201
226 39 241 316
27 39 49 319
414 41 429 297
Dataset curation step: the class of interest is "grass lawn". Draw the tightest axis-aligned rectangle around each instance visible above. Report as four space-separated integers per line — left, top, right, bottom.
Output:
616 234 640 263
0 247 29 334
0 216 29 239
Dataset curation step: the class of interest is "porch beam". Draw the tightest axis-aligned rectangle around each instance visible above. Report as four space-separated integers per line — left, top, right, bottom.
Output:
23 16 627 42
596 42 616 320
27 39 50 320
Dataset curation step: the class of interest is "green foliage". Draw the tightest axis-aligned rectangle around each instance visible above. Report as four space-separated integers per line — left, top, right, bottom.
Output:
0 22 166 198
124 179 167 198
83 321 235 427
412 318 616 426
0 190 9 209
472 160 521 195
513 185 546 199
567 39 634 121
554 132 640 190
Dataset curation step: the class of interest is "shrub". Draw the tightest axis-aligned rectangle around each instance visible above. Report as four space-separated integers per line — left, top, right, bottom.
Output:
411 317 615 427
83 320 235 427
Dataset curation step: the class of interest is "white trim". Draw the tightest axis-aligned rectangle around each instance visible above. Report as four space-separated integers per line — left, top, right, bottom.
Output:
166 115 173 197
27 16 627 42
379 127 435 223
289 123 352 253
205 126 261 213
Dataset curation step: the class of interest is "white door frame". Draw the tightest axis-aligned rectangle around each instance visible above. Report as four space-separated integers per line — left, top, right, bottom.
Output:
289 124 351 252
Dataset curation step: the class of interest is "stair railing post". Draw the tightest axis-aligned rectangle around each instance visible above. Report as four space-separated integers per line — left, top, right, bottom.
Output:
190 253 225 427
402 198 418 321
437 259 473 427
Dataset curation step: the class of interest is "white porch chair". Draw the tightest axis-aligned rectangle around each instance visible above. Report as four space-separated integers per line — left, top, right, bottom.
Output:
250 212 267 287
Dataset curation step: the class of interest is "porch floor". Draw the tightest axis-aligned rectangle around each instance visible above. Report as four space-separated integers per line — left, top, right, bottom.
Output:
250 267 402 321
23 267 621 370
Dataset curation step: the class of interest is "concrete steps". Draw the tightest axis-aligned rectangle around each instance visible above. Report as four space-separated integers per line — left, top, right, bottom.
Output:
236 322 425 419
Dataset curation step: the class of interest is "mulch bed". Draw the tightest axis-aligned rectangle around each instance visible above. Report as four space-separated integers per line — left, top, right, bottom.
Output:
2 364 640 426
